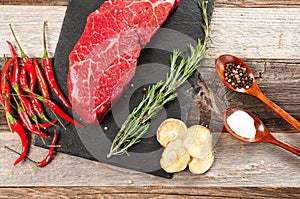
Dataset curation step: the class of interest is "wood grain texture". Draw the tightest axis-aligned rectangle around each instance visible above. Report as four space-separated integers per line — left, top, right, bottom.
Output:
207 7 300 59
0 6 65 58
216 0 300 8
0 132 299 187
0 186 299 198
0 0 68 6
1 6 300 59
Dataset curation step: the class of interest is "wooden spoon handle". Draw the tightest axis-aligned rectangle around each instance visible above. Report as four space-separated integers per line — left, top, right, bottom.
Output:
256 91 300 132
267 134 300 156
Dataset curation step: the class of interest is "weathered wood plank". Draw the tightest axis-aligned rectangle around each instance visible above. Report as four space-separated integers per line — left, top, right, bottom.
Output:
0 6 66 58
0 186 299 198
0 132 299 186
1 0 300 8
207 7 300 59
0 0 68 6
0 6 299 60
216 0 300 8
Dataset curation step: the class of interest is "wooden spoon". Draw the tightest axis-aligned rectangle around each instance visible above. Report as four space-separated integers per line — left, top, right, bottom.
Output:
223 108 300 156
215 54 300 132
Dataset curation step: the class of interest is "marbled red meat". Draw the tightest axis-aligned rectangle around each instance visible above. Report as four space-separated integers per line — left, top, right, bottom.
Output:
68 0 180 124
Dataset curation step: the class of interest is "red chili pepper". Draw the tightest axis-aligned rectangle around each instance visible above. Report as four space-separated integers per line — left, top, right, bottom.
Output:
0 83 13 133
25 62 36 92
33 58 49 99
6 40 17 57
9 24 36 92
6 112 29 166
35 120 58 130
19 66 49 121
14 97 50 138
36 94 85 128
38 130 58 167
0 57 15 103
18 69 39 124
1 80 11 112
17 89 39 122
29 92 49 121
1 57 15 133
19 67 30 92
1 56 14 132
43 22 71 109
6 41 20 88
5 41 27 129
1 57 15 99
0 82 13 133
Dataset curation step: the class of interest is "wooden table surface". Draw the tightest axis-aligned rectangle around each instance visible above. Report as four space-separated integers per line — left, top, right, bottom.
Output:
0 0 299 198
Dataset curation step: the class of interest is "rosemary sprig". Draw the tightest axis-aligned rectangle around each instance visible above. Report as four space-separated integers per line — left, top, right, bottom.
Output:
107 1 210 158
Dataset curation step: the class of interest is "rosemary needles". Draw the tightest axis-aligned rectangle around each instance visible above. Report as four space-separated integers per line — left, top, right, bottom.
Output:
107 1 210 158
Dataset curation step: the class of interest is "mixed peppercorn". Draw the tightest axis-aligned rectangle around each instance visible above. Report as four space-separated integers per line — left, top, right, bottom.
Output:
0 23 84 167
224 63 253 89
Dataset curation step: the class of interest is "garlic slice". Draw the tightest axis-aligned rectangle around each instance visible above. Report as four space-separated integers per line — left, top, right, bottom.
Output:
160 139 190 173
188 151 214 174
156 118 187 147
183 125 212 159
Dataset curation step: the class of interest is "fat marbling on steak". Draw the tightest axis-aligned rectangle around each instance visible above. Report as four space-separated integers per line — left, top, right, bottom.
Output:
68 0 180 124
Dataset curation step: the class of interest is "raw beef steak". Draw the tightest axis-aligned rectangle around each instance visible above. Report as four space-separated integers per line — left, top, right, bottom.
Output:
68 0 180 124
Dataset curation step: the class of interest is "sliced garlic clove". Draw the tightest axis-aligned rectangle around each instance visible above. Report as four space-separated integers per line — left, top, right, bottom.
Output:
156 118 187 147
160 139 190 173
188 150 214 174
198 133 212 159
183 125 212 159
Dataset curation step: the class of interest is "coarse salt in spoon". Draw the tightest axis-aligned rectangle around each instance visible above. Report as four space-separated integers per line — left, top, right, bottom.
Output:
223 108 300 156
215 54 300 132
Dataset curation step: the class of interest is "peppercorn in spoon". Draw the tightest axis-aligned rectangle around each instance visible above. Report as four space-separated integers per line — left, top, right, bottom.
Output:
223 108 300 156
215 54 300 132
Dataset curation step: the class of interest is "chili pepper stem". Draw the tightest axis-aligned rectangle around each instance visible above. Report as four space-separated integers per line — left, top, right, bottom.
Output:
4 146 39 167
41 137 46 145
32 115 39 127
10 93 32 98
50 108 67 130
6 112 16 125
5 99 18 111
12 85 19 93
43 21 48 58
9 24 26 58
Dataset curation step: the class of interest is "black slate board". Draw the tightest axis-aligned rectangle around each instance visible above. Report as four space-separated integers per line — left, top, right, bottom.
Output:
33 0 215 178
